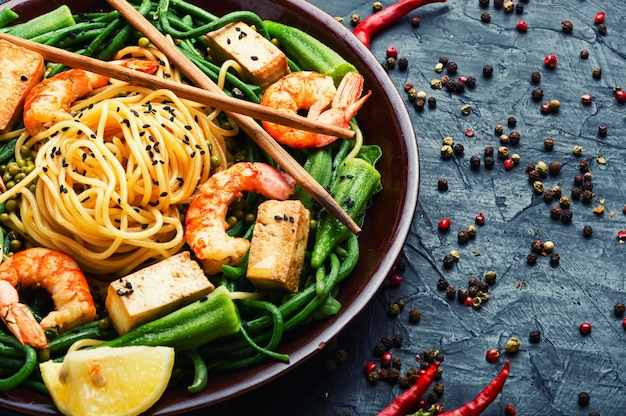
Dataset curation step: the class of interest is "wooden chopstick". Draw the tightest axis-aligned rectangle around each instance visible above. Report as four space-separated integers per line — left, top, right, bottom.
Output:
106 0 362 235
0 33 354 140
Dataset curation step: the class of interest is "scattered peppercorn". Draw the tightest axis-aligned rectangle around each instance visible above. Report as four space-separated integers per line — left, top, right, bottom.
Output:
437 177 449 191
543 189 555 203
516 20 528 32
549 253 560 266
578 391 590 406
350 14 361 25
446 61 458 74
457 288 469 303
438 56 448 66
580 50 589 59
485 348 500 362
571 187 581 200
561 20 573 33
480 12 491 23
529 330 541 343
505 403 517 416
398 57 409 71
544 137 555 151
505 337 521 353
469 155 481 170
372 2 383 12
437 278 449 290
597 23 607 36
509 131 521 145
427 96 437 108
550 206 562 220
453 143 465 156
443 255 455 270
560 210 572 224
614 302 626 317
532 87 544 101
582 190 593 204
483 64 493 77
583 225 593 238
581 94 593 105
549 99 561 112
527 252 538 265
592 68 602 79
531 71 541 84
475 212 485 226
498 146 510 160
388 303 401 317
414 99 425 112
598 125 608 137
493 0 503 8
531 239 544 253
457 230 470 244
503 0 514 13
515 3 524 14
408 309 421 323
411 17 421 27
446 285 457 299
579 159 590 171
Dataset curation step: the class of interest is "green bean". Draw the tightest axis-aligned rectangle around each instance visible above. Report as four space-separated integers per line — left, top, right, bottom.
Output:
48 319 117 356
185 351 208 393
0 8 18 29
0 342 23 358
0 137 18 164
28 22 106 45
96 0 152 60
82 18 127 57
20 378 50 396
165 0 218 22
0 344 37 390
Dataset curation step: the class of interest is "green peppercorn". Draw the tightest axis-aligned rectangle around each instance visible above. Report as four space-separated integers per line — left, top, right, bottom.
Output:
461 104 472 115
549 99 561 112
592 67 602 79
497 146 510 160
434 62 444 73
367 370 379 383
441 145 454 159
533 181 544 194
503 0 514 13
535 161 549 177
350 13 361 25
505 337 521 353
388 303 401 317
431 79 443 89
334 16 344 24
372 1 383 12
484 270 497 285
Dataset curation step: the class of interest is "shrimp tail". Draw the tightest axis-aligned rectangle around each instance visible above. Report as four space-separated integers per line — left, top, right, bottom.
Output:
0 280 49 349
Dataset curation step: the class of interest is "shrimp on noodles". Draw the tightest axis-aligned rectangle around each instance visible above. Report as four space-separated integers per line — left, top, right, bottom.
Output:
185 162 296 275
260 71 371 148
0 280 48 349
0 248 96 337
23 58 158 136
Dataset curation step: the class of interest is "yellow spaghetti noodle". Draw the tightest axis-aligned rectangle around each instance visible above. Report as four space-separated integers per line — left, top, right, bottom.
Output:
7 46 238 277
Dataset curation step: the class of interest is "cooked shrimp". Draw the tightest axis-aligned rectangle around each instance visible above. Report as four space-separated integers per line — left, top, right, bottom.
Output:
23 58 159 136
0 247 96 334
260 71 371 148
185 162 296 275
0 280 49 349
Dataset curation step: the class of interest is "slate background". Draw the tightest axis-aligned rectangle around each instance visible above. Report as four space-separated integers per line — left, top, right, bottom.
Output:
2 0 625 415
207 0 626 415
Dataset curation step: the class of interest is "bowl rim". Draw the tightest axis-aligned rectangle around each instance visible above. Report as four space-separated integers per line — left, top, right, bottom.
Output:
0 0 419 413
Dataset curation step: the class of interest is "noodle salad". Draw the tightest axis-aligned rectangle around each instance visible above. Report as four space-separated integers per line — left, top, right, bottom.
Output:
0 0 383 411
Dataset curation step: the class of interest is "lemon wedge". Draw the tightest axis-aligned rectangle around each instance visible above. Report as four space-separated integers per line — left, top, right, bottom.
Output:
40 346 174 416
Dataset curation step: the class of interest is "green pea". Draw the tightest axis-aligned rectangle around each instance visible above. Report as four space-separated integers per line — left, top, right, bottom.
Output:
9 239 21 252
3 172 11 183
5 181 15 189
20 146 31 158
14 173 26 182
210 155 221 167
138 36 151 47
226 216 238 227
16 159 26 168
23 164 35 174
233 209 244 219
28 184 37 193
7 162 19 175
4 199 17 212
244 213 256 224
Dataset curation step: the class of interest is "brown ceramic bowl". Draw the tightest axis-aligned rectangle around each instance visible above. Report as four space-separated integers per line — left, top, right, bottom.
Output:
0 0 419 414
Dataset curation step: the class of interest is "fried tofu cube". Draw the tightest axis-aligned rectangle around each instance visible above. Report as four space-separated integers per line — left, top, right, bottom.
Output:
205 21 290 89
105 251 213 335
247 200 310 293
0 39 45 131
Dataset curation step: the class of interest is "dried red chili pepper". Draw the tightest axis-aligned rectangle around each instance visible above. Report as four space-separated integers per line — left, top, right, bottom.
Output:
438 360 510 416
353 0 448 48
377 361 440 416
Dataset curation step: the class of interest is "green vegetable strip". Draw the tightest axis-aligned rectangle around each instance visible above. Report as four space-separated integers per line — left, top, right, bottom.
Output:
0 8 18 29
165 0 218 22
3 5 75 39
0 138 18 164
0 344 37 390
185 351 209 393
97 0 152 60
27 22 106 45
0 342 23 359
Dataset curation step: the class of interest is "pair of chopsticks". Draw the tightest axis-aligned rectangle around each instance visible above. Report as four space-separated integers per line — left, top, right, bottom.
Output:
0 3 362 235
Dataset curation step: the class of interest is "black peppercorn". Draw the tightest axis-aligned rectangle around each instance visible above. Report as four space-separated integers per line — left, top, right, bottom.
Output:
578 391 590 407
529 330 541 343
411 17 421 27
525 163 536 173
324 359 338 372
544 137 555 151
398 375 409 388
549 253 560 266
438 56 448 66
427 392 439 404
581 182 593 192
414 99 425 112
453 143 465 156
571 187 581 200
386 57 396 69
574 175 583 186
480 12 491 23
543 189 555 203
581 190 593 204
437 278 449 290
598 125 608 137
380 335 393 349
408 309 421 323
438 177 449 191
468 277 480 287
398 57 409 71
483 64 493 78
479 0 489 7
531 71 541 84
446 61 458 74
550 206 562 220
531 239 544 253
484 146 494 157
443 255 455 269
561 20 573 33
388 367 400 384
527 252 538 265
457 288 469 303
392 334 403 348
484 155 495 169
465 76 477 88
457 230 470 244
597 23 607 36
377 367 389 381
614 302 626 317
373 342 387 356
469 155 481 170
531 87 544 101
468 285 479 298
507 116 517 128
509 131 521 145
427 96 437 109
515 3 524 13
580 50 589 59
333 348 348 364
549 161 561 176
528 169 541 183
434 383 445 396
493 0 503 8
583 224 593 238
579 159 590 172
446 285 457 299
561 209 573 223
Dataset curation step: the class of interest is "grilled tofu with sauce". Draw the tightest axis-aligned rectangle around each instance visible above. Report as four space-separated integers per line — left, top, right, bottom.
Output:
0 39 45 131
205 21 290 89
105 251 214 335
247 200 310 293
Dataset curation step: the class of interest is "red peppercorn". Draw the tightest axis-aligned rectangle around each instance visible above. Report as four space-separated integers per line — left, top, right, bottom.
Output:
615 90 626 104
579 322 592 335
388 273 403 286
540 102 551 114
618 230 626 241
381 351 392 367
516 20 528 32
463 296 473 307
544 54 558 69
475 212 485 226
438 217 451 231
594 11 605 25
485 348 500 362
364 361 377 374
465 128 475 137
581 94 593 105
386 46 398 58
505 403 517 416
503 158 515 170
